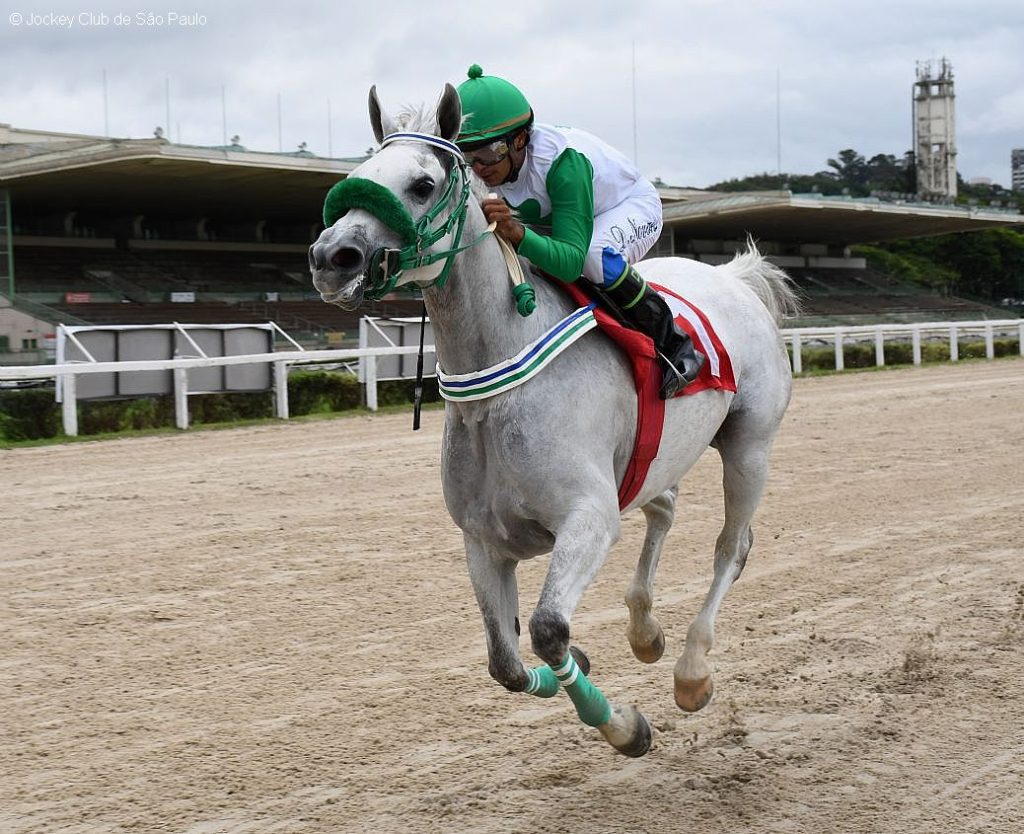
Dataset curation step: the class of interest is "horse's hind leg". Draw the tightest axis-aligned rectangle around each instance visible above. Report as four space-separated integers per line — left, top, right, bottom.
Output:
674 422 775 712
626 487 678 663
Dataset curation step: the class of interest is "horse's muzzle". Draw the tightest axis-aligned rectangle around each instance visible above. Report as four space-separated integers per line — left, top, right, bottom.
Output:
309 237 368 309
321 275 365 310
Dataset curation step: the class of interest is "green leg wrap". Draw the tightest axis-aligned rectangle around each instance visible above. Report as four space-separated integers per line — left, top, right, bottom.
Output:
524 665 561 698
552 653 612 727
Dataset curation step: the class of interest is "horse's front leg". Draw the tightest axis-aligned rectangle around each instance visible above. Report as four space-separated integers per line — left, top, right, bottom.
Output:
464 534 537 693
530 505 653 757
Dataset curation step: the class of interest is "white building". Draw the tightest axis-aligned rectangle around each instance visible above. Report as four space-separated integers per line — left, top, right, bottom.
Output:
1012 148 1024 193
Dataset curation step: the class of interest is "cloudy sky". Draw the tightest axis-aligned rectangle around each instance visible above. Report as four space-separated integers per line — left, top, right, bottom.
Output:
2 0 1022 188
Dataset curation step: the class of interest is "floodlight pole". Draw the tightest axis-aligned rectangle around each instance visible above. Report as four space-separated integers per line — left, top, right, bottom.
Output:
776 68 782 178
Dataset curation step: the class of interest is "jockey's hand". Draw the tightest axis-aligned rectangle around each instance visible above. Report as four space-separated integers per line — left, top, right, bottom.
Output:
481 197 525 248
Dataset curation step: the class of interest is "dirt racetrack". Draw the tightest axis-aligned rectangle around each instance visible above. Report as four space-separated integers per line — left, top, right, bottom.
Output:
3 359 1022 834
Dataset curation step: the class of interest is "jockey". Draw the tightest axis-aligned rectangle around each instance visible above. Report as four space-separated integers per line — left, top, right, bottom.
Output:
455 64 704 398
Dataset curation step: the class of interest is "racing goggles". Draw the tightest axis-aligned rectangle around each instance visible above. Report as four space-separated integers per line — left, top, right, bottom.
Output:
462 137 511 168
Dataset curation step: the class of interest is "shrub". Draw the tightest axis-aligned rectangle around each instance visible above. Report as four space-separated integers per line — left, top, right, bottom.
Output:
287 370 361 415
0 388 62 440
0 370 442 442
793 337 1018 371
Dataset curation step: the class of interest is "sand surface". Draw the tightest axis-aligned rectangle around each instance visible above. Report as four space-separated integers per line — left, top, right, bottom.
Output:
3 359 1022 833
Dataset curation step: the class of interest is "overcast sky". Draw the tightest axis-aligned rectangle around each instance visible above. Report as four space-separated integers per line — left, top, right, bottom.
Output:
2 0 1022 188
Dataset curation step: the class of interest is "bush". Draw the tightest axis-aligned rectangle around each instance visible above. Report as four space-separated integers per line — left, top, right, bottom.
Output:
0 388 61 440
287 370 362 415
794 337 1018 372
0 370 443 442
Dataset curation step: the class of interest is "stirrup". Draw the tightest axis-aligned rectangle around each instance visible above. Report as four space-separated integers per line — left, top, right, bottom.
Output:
658 353 689 399
657 348 705 399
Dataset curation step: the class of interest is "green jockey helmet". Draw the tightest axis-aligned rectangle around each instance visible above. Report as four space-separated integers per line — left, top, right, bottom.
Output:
456 64 533 147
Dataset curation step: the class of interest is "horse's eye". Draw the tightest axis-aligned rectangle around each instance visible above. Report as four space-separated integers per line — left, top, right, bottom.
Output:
410 177 435 201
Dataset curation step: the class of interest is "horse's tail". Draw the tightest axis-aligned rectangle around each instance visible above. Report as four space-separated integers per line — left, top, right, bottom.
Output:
725 237 801 324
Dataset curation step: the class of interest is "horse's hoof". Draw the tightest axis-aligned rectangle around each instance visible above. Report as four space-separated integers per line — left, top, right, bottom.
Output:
569 645 591 676
674 675 714 712
629 627 665 664
598 705 652 758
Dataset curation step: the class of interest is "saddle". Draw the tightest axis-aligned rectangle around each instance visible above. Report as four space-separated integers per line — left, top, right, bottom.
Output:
558 278 737 510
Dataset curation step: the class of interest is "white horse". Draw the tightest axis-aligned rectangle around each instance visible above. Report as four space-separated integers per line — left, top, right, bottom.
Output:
309 84 798 757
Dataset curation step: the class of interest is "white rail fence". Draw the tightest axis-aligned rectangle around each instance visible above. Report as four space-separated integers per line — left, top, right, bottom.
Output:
0 318 1021 437
784 318 1024 373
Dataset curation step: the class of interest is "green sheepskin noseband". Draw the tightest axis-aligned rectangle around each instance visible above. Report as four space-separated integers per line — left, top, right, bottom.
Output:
322 177 417 246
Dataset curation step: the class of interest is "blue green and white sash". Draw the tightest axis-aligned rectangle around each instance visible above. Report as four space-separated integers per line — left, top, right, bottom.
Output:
437 304 598 401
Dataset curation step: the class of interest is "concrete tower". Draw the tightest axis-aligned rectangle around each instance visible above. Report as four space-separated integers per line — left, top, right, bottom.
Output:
913 58 957 199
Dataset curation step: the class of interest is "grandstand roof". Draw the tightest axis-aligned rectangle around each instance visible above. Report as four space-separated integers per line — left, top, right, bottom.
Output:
661 190 1023 244
0 125 364 218
2 124 1021 240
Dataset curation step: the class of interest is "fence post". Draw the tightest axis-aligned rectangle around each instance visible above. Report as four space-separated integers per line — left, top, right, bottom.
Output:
949 325 959 362
834 330 845 371
173 367 189 429
791 333 802 374
365 354 378 411
874 329 885 367
1019 322 1024 357
274 360 289 419
61 372 78 437
984 324 994 359
912 326 922 365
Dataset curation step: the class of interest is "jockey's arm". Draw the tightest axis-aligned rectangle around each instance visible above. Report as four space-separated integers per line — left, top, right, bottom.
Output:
517 149 595 283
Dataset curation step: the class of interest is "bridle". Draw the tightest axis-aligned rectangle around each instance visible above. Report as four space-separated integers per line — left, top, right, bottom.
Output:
321 131 491 300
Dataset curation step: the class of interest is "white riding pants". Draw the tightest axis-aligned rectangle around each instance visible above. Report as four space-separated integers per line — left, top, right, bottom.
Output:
582 185 664 285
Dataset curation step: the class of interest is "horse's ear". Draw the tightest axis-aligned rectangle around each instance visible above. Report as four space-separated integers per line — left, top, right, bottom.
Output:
436 83 462 143
369 85 398 145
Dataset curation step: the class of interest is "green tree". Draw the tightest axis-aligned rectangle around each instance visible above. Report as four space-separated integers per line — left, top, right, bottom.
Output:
865 152 915 194
873 228 1024 301
827 149 870 193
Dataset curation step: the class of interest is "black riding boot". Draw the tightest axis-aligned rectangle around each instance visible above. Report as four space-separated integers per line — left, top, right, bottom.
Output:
593 262 705 399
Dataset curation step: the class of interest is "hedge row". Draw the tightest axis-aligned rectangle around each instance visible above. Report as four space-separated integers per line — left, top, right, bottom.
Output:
793 336 1019 371
0 341 1017 442
0 370 440 442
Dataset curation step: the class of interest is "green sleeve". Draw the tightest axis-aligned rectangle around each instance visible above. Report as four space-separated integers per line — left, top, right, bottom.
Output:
517 148 594 282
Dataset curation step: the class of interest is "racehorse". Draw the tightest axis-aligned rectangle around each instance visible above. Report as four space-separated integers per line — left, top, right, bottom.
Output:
308 83 799 757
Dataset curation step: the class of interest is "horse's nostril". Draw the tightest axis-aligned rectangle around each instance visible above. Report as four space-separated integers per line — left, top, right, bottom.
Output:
309 245 325 272
332 247 363 271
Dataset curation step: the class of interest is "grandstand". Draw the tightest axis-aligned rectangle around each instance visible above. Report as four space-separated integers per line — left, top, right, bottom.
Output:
1 123 1021 362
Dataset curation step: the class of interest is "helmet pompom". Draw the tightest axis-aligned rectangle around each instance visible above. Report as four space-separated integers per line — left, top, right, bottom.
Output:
467 64 484 79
